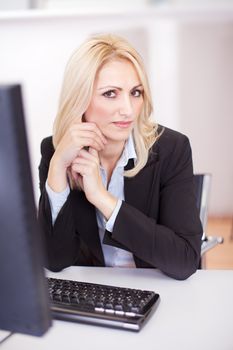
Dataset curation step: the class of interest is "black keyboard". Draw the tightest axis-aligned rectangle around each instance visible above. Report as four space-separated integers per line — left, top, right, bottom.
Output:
47 277 160 331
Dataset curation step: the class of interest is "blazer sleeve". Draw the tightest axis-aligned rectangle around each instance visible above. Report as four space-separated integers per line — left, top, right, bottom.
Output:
103 132 203 280
38 137 80 271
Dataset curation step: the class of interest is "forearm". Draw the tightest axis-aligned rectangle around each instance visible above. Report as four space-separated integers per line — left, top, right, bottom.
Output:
38 189 78 271
90 190 118 221
47 154 68 193
45 181 70 225
38 137 81 271
104 201 202 280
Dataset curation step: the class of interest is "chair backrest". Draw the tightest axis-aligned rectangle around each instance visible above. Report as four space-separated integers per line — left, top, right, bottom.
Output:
193 174 212 237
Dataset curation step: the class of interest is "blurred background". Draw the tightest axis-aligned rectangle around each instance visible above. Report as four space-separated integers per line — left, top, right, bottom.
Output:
0 0 232 267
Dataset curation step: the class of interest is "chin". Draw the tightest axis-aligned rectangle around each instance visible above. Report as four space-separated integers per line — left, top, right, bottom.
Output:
104 126 133 142
107 132 131 143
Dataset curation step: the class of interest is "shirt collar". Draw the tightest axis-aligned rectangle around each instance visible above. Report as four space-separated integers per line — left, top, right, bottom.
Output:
117 133 137 168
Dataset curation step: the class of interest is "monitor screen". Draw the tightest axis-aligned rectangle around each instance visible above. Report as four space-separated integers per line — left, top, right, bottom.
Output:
0 84 51 336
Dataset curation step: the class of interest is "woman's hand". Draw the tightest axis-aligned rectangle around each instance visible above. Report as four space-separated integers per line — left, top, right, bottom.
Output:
71 148 118 220
47 121 107 192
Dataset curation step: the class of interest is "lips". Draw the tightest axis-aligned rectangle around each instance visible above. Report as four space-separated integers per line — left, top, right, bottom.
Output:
113 121 133 128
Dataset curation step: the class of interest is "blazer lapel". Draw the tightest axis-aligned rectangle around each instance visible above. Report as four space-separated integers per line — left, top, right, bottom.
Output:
124 152 159 215
124 153 160 268
72 190 104 265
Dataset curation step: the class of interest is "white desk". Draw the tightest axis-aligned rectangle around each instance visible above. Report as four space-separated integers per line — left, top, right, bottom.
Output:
1 267 233 350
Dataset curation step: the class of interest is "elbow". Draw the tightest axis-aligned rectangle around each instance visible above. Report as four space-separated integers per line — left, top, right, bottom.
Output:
44 251 69 273
166 237 201 280
45 259 64 273
166 267 197 281
164 265 198 280
46 264 64 273
162 251 200 281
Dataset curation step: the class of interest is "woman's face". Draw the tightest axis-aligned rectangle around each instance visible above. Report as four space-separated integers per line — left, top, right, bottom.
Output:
84 58 144 143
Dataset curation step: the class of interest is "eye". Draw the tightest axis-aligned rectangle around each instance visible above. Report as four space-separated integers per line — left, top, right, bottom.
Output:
102 90 116 98
131 89 143 97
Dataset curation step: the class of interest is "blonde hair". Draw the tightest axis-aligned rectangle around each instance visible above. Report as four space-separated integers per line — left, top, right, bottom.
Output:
53 33 160 178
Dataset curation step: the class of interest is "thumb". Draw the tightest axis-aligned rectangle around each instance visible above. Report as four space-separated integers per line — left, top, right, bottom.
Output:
89 147 99 158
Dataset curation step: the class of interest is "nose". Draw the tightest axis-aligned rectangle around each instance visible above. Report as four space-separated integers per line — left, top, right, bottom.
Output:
119 94 133 117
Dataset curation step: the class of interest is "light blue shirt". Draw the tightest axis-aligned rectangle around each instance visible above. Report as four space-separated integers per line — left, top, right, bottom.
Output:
46 134 137 268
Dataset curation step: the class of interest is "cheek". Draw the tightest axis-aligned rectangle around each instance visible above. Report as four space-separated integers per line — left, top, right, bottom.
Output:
85 102 113 125
134 99 144 116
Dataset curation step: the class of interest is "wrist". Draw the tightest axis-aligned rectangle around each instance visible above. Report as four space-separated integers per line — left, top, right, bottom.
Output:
47 155 68 193
92 190 118 220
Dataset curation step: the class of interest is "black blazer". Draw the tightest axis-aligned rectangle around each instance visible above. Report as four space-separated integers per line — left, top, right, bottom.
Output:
38 126 202 280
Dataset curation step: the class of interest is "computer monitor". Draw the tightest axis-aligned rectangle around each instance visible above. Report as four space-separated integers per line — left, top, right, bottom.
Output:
0 84 51 336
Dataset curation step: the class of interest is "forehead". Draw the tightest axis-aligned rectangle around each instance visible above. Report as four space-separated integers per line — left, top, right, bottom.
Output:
95 58 141 86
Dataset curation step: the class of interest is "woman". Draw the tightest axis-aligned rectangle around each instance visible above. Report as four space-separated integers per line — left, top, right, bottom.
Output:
38 33 202 280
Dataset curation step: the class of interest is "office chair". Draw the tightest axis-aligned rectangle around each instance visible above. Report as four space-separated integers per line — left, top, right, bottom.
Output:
194 174 224 268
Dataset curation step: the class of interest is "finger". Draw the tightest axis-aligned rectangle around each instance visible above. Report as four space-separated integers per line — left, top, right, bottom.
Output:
78 148 99 163
88 147 98 157
72 151 99 166
72 158 100 175
72 157 93 166
76 174 84 190
79 147 99 163
78 179 84 191
69 129 106 151
71 163 89 176
71 168 79 182
73 122 107 144
79 136 105 151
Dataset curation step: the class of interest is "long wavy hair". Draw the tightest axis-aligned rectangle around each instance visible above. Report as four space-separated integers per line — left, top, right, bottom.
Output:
53 33 160 179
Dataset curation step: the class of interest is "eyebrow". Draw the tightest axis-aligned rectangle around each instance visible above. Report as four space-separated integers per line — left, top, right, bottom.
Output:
98 84 143 91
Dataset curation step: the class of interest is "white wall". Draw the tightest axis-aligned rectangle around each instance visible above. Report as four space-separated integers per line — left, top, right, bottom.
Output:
0 0 31 10
177 20 233 216
0 6 233 216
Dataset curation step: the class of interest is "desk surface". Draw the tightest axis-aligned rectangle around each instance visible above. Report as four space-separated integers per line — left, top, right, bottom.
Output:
1 267 233 350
